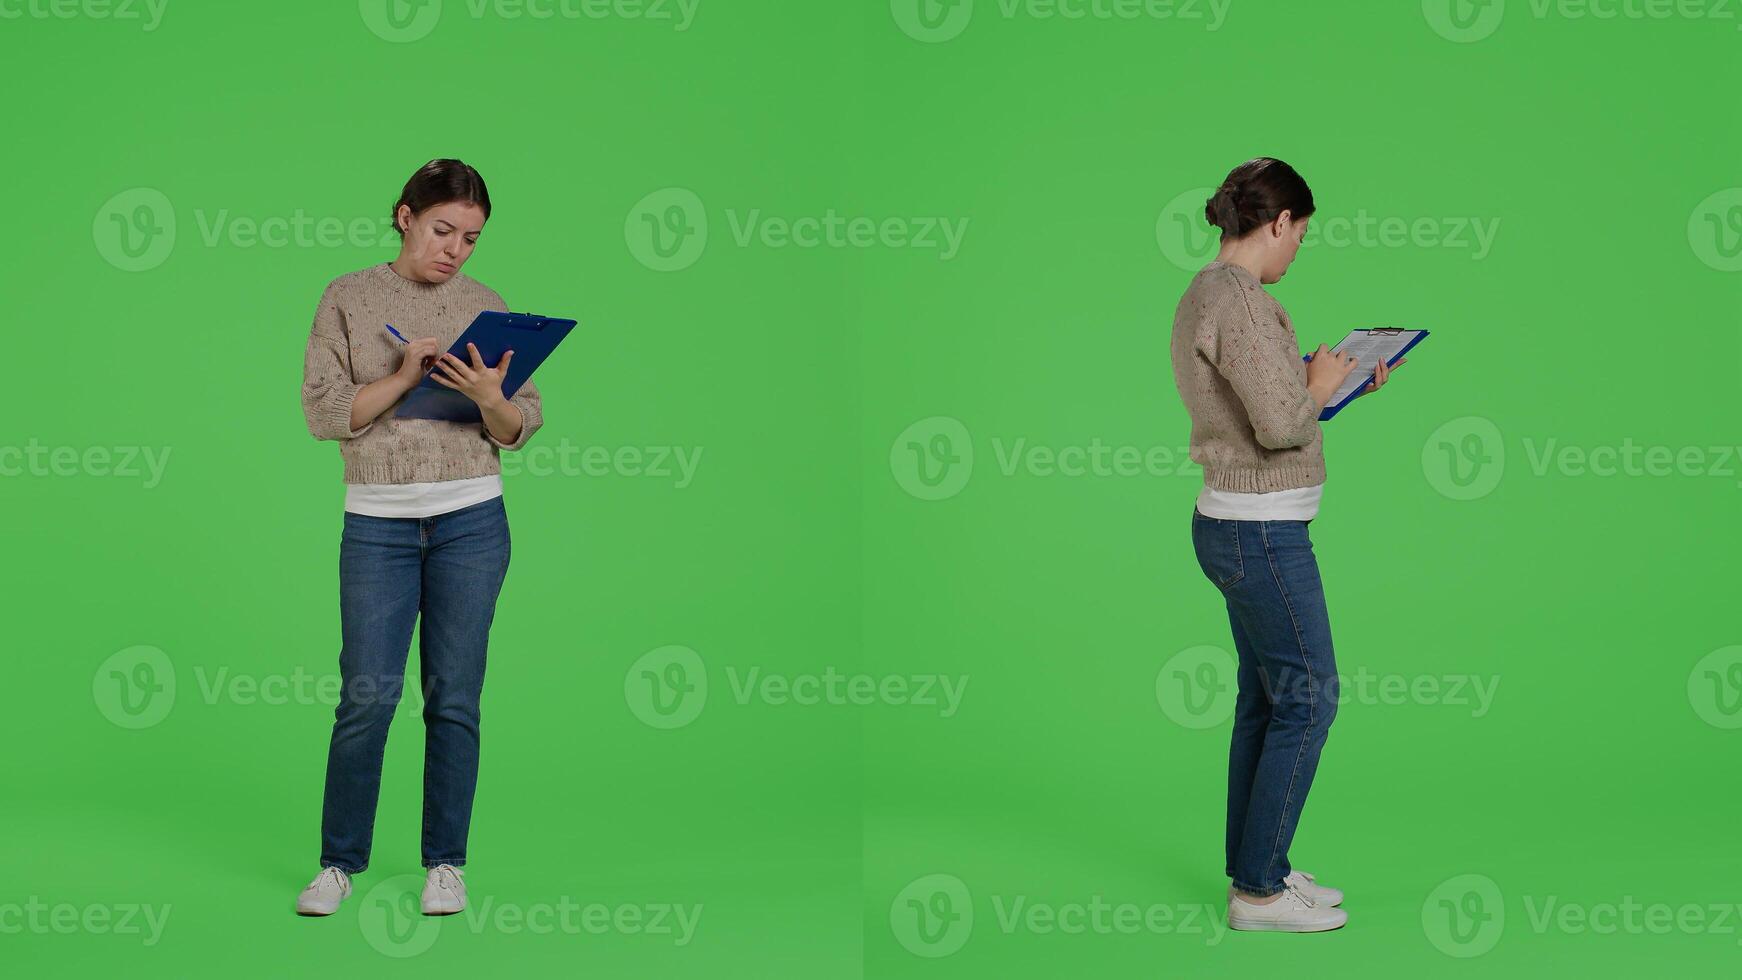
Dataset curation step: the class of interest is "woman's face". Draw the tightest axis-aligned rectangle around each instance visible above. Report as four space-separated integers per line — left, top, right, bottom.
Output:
1263 212 1309 283
394 201 486 283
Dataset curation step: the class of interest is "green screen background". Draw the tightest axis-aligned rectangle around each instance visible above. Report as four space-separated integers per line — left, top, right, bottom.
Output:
6 0 1740 975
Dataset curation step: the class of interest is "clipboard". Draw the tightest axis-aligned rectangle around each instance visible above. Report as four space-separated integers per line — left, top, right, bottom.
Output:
1305 327 1428 421
395 310 576 423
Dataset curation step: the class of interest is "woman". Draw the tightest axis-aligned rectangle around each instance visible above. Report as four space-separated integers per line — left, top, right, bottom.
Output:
1169 157 1400 933
293 159 544 917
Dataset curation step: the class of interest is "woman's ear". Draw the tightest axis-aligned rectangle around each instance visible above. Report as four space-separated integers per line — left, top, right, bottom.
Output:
1270 209 1294 239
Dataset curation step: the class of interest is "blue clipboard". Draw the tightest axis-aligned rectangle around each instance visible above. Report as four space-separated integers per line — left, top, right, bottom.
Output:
395 310 576 423
1306 328 1429 421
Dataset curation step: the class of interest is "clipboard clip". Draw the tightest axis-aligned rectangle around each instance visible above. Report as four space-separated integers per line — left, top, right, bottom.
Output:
1364 327 1406 336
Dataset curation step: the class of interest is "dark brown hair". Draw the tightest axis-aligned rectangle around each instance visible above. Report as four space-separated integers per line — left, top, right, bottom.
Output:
391 158 491 238
1204 158 1315 240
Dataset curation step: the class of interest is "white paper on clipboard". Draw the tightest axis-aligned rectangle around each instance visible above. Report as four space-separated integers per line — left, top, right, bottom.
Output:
1321 329 1423 406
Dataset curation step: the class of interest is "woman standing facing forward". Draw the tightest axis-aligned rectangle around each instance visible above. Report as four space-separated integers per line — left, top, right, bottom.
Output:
294 159 544 917
1170 158 1400 933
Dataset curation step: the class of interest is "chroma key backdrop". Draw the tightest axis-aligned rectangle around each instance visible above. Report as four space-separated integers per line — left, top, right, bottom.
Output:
6 0 1742 976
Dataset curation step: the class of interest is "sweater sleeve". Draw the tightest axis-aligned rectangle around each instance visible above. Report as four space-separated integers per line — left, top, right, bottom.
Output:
300 284 374 441
485 377 543 452
1210 287 1321 451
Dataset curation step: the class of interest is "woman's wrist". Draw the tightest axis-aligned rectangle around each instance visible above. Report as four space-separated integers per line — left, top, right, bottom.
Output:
479 393 522 445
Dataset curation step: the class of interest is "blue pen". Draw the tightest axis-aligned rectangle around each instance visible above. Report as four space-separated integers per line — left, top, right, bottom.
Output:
384 323 410 344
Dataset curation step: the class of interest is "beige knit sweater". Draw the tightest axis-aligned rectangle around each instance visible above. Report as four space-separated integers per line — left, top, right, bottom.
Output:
300 263 544 484
1170 260 1325 493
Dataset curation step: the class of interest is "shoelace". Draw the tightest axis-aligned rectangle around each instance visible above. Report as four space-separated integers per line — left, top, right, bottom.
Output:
1230 882 1316 909
433 865 463 890
311 867 346 891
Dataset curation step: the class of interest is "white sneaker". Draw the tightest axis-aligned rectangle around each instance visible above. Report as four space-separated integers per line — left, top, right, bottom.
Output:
421 864 467 916
1228 881 1348 933
1285 870 1343 907
295 867 352 916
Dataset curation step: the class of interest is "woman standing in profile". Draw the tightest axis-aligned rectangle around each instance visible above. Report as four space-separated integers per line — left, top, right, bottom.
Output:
1169 157 1400 933
293 159 544 917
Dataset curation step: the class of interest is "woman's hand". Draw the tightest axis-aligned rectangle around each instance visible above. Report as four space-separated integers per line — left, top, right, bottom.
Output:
1356 356 1405 397
430 342 514 408
1304 344 1359 409
392 337 442 389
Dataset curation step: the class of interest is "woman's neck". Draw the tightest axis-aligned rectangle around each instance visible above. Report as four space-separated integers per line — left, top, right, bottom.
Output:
1214 242 1267 283
388 255 432 284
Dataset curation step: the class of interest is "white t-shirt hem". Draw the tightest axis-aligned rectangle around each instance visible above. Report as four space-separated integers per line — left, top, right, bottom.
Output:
344 474 504 518
1195 483 1323 521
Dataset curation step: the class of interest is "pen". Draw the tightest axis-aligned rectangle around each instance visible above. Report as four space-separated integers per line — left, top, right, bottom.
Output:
384 323 410 344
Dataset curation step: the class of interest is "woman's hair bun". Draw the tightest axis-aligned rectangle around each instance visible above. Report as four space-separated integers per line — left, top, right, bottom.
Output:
1204 182 1244 237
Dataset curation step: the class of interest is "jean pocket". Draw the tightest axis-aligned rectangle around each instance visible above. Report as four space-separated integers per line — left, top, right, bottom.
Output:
1192 514 1245 591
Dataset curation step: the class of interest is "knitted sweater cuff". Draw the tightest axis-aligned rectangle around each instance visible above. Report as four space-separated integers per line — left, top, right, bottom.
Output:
322 382 374 440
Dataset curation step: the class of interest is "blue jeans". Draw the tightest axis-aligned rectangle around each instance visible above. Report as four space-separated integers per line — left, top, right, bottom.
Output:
319 496 511 873
1190 508 1339 897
